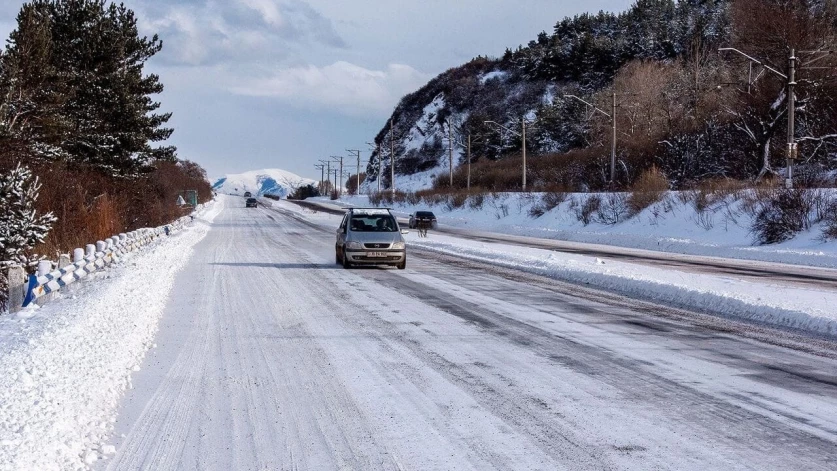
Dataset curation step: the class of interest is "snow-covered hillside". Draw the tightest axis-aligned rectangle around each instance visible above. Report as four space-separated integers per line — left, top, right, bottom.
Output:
212 169 316 197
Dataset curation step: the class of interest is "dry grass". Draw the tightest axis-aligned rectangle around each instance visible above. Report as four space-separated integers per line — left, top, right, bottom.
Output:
627 166 669 216
2 159 212 261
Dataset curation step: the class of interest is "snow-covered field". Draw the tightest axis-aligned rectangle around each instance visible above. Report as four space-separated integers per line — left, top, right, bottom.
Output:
0 199 222 470
297 196 837 337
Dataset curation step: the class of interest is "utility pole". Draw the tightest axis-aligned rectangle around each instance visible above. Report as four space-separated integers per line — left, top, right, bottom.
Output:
565 93 616 184
314 164 325 194
786 49 796 189
390 118 396 195
448 123 454 186
718 47 802 188
467 134 472 191
331 156 344 196
484 119 531 191
346 149 362 195
611 92 616 184
319 160 331 193
521 117 527 191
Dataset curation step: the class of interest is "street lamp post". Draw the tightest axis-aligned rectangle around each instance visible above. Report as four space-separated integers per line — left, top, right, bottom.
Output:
565 93 617 184
484 119 530 191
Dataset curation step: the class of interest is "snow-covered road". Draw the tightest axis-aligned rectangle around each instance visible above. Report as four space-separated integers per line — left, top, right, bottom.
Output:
101 197 837 470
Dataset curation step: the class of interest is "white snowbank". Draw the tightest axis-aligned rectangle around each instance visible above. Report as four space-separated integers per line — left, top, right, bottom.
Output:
406 232 837 337
0 198 223 470
331 191 837 269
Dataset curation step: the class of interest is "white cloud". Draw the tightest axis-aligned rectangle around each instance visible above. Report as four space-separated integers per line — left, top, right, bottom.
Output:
239 0 284 27
136 0 345 66
230 61 432 116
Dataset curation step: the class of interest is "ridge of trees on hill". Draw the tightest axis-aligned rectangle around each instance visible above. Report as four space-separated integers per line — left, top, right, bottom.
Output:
0 0 212 265
365 0 837 192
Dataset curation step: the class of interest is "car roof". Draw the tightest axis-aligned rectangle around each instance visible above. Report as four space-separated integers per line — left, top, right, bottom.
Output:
349 208 391 216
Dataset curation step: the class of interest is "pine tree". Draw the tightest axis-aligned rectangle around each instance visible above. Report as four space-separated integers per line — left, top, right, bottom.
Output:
0 0 175 175
0 163 56 265
0 2 70 160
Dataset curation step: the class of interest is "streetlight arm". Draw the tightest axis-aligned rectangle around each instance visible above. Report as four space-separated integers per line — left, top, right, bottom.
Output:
563 94 611 118
718 47 788 79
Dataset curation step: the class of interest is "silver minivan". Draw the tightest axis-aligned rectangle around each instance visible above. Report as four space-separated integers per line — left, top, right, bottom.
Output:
336 208 408 269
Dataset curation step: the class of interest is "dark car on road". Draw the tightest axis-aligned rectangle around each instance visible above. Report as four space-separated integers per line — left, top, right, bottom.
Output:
246 198 258 208
409 211 437 229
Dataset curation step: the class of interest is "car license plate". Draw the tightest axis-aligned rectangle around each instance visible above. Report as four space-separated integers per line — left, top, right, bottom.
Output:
367 251 387 258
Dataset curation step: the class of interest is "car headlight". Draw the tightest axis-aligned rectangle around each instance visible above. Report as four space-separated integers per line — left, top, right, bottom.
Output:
391 241 405 249
346 241 364 249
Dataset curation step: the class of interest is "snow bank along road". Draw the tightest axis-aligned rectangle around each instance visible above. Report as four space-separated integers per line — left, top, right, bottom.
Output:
99 197 837 470
292 199 837 290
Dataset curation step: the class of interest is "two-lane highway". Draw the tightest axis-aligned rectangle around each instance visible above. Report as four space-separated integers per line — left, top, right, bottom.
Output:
101 197 837 470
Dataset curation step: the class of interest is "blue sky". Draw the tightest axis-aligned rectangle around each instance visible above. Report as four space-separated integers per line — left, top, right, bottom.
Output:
0 0 634 181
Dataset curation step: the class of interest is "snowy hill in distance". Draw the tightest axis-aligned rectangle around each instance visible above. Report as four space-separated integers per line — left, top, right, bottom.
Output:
212 169 316 198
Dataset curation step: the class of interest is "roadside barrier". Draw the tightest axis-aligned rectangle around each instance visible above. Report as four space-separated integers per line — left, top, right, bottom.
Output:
3 211 198 313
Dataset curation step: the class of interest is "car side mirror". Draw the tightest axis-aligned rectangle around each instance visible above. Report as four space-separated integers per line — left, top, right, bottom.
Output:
401 229 409 235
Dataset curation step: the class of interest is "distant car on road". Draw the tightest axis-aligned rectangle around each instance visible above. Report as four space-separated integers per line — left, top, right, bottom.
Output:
246 198 258 208
243 191 252 197
409 211 437 229
336 208 408 269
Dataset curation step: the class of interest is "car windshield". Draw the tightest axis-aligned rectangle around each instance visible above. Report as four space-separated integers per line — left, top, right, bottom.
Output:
416 212 435 218
350 215 397 232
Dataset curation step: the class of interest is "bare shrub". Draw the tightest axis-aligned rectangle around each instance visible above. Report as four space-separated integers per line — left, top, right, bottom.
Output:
627 166 668 216
368 192 383 206
596 193 628 225
487 195 510 219
576 195 601 226
468 192 485 210
751 189 813 244
528 205 546 218
542 191 566 211
694 209 714 230
406 192 421 205
528 190 566 218
821 200 837 240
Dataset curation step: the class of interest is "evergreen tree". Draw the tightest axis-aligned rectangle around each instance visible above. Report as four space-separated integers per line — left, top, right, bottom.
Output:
0 2 69 159
0 0 175 175
0 164 55 265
